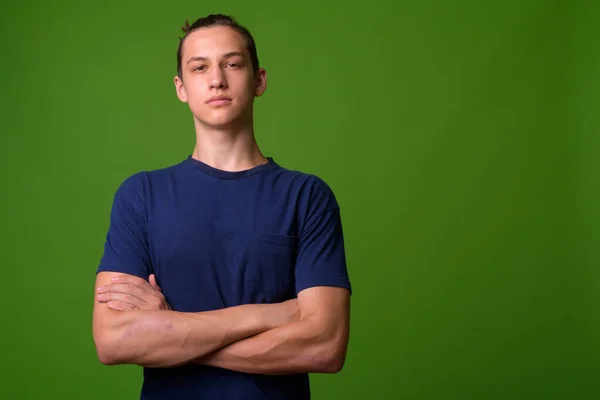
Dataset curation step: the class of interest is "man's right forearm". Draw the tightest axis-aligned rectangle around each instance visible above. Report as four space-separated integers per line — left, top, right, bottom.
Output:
94 303 279 368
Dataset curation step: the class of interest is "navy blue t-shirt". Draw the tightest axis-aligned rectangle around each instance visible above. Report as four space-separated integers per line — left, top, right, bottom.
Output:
97 155 352 399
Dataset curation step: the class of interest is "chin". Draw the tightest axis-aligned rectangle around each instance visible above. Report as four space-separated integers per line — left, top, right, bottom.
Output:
197 115 242 130
196 109 249 129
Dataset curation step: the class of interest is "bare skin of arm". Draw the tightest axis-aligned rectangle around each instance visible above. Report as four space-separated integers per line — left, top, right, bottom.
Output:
195 286 351 374
92 272 299 368
98 277 351 374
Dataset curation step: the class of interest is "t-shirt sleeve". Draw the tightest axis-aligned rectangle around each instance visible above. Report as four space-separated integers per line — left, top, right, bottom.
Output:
294 177 352 295
96 173 153 279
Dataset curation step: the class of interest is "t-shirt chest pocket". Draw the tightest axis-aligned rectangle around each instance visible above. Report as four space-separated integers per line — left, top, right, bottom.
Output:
247 233 298 301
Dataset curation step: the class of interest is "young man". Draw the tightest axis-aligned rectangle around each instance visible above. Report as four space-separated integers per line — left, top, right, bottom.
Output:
92 14 352 399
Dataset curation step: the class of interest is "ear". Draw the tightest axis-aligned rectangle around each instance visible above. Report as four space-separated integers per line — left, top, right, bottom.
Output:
174 75 188 102
254 68 267 97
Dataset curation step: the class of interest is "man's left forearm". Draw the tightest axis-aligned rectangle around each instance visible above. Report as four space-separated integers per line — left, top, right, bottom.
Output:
195 317 348 375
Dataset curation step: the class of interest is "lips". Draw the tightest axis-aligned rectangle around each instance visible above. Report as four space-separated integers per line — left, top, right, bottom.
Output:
206 96 232 105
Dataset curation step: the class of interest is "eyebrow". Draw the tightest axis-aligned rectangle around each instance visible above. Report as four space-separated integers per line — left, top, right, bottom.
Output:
186 52 245 65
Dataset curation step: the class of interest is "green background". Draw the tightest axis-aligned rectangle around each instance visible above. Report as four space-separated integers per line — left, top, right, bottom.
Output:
1 0 597 398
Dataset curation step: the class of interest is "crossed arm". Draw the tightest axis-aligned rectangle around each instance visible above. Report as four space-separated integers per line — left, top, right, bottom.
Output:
92 272 351 374
196 284 350 374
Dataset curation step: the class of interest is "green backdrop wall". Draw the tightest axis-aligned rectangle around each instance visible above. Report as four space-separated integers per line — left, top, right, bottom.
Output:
1 0 596 398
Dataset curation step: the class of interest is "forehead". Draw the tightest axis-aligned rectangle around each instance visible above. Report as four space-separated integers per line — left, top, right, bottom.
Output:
182 26 248 59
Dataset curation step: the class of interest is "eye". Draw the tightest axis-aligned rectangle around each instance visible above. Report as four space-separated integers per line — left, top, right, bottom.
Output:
193 65 206 71
226 62 239 68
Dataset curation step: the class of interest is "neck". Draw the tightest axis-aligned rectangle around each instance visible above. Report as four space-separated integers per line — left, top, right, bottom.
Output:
191 119 267 172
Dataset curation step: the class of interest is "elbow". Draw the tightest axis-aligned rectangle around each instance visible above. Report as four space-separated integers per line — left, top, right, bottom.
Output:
313 343 348 374
97 348 119 366
306 322 349 374
94 321 137 365
93 310 140 365
321 351 346 374
94 333 126 365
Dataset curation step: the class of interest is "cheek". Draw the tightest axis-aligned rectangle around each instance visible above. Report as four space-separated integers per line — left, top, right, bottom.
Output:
183 89 206 110
181 76 204 99
235 81 256 104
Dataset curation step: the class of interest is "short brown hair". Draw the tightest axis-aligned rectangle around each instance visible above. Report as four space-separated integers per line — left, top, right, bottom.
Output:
177 14 259 79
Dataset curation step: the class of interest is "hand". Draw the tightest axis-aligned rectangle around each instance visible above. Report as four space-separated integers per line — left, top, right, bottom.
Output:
96 274 171 311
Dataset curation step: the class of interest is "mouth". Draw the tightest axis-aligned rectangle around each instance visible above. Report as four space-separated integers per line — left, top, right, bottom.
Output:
206 96 232 106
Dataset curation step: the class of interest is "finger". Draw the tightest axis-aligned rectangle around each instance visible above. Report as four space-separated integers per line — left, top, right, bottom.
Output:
110 274 150 288
97 290 167 311
107 301 138 311
97 283 148 299
98 283 167 309
97 292 144 308
149 274 162 292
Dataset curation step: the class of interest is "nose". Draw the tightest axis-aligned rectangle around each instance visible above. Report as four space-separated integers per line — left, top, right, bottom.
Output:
209 67 228 90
